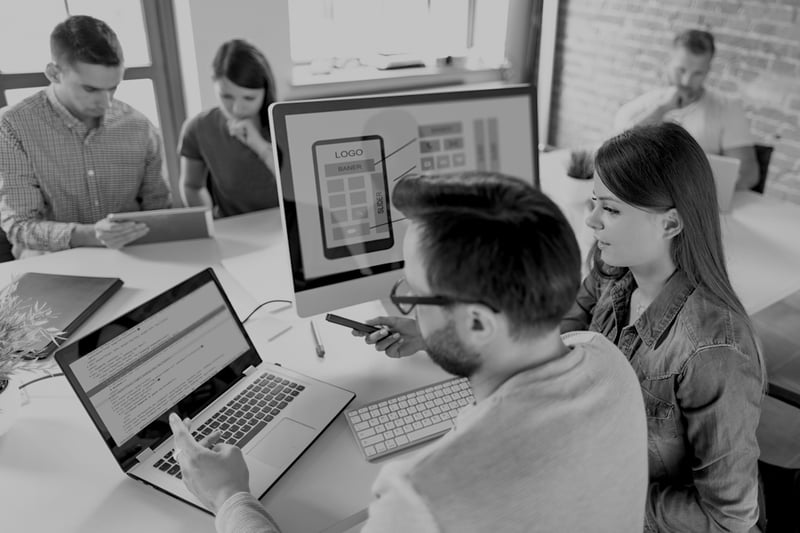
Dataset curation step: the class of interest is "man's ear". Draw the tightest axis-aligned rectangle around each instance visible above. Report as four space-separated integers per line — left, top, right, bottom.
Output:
662 208 683 240
45 63 60 84
460 304 497 346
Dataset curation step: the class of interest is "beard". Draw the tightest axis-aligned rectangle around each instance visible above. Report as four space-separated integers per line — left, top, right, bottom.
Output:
424 320 482 378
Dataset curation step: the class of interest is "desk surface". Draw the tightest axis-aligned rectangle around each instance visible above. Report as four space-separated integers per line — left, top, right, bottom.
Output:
0 210 451 533
3 158 800 532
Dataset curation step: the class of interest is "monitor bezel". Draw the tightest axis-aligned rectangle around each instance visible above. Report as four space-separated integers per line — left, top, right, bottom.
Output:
269 83 539 307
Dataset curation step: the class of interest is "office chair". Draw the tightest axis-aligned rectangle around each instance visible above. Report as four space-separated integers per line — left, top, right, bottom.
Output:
0 230 12 263
752 144 774 195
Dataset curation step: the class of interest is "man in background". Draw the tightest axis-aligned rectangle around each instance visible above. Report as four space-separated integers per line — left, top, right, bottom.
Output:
0 15 170 258
614 29 759 190
170 172 649 532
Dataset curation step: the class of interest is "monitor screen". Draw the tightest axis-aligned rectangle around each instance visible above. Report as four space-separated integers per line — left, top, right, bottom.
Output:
269 83 539 317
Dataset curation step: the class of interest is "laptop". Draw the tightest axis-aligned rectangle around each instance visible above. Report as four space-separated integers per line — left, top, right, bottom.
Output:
706 153 741 212
54 268 355 512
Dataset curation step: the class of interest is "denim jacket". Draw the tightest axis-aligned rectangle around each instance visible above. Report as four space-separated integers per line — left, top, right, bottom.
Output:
562 268 763 532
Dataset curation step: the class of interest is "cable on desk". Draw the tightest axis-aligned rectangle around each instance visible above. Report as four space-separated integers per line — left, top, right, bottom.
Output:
19 372 65 390
242 299 292 324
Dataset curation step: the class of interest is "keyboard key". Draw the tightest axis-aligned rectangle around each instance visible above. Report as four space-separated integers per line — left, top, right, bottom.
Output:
362 434 385 446
358 428 376 439
345 377 472 462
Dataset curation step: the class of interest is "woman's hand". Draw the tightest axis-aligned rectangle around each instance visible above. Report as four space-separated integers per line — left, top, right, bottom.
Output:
352 316 425 358
227 119 275 168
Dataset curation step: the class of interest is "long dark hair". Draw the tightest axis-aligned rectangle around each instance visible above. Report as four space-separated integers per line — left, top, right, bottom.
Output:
592 123 749 323
212 39 276 133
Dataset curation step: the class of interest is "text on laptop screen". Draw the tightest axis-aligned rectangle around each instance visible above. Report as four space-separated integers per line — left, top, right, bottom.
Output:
67 282 249 446
55 273 261 469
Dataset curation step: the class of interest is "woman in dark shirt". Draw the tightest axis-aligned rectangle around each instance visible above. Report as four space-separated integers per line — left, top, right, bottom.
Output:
561 122 764 532
178 39 279 218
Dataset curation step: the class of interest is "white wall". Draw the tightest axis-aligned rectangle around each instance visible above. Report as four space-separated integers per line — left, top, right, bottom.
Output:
174 0 293 117
174 0 530 117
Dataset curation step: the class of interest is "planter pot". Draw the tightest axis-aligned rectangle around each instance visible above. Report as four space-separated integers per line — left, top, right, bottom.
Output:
0 377 21 438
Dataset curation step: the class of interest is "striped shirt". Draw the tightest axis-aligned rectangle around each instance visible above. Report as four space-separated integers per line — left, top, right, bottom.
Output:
0 86 171 256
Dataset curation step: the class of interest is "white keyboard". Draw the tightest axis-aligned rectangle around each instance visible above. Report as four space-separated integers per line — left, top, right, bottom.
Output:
346 377 474 461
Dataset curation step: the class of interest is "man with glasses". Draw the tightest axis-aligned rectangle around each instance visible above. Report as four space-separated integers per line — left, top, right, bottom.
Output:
0 15 171 258
169 172 649 532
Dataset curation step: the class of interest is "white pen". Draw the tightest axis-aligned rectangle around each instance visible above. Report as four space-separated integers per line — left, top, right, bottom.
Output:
310 320 325 358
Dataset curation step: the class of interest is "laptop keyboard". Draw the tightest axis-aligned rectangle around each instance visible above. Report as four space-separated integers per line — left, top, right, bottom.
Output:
154 372 305 479
346 377 473 461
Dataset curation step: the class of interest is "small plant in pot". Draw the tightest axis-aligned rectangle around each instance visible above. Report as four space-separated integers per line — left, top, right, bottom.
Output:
563 148 596 206
0 280 63 437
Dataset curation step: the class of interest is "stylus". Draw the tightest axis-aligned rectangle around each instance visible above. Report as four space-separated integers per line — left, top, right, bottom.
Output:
310 320 325 358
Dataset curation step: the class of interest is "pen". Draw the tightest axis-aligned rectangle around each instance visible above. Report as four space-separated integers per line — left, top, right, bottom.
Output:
310 320 325 358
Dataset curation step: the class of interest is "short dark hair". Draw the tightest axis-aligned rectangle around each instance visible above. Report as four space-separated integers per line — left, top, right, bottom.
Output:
392 172 581 336
50 15 123 67
673 29 715 57
212 39 277 130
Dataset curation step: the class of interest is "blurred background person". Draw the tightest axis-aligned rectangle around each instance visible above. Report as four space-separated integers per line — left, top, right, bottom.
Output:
178 39 279 218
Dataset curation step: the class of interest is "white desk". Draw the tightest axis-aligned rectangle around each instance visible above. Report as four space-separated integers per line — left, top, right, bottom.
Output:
0 211 451 533
2 163 800 532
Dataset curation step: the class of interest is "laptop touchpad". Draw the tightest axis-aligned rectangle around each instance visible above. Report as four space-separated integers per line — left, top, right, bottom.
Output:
249 419 316 469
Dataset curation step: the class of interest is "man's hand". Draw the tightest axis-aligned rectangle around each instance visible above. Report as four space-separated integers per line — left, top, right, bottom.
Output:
657 87 692 114
94 217 148 249
169 413 250 513
352 316 426 358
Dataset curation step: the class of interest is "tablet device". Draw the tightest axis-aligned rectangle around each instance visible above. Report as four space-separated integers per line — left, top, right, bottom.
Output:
108 207 213 245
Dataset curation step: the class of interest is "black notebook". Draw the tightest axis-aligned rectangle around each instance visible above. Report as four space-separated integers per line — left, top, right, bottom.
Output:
8 272 123 359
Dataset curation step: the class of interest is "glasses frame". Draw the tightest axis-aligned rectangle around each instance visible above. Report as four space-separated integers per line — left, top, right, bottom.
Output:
389 277 498 315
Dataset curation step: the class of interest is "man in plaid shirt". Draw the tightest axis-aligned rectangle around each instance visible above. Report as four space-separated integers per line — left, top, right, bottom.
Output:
0 15 171 258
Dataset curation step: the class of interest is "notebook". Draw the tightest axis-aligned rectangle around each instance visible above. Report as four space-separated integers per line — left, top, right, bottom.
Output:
6 272 123 359
108 207 213 245
706 153 741 213
54 268 354 513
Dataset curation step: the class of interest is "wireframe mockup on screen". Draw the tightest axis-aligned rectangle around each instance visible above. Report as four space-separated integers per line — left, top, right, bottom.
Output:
269 83 539 317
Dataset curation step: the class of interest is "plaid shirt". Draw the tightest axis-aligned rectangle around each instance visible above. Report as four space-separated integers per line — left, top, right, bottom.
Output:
0 86 171 256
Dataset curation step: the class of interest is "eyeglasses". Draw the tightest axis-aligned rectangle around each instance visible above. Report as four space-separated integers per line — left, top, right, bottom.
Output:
389 277 498 315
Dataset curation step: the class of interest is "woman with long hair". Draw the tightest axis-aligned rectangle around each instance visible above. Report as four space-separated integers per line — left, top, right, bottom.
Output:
357 122 765 531
178 39 279 217
561 122 764 532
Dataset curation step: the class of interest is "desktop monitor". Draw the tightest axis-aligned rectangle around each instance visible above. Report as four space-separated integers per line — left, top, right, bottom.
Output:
269 83 539 317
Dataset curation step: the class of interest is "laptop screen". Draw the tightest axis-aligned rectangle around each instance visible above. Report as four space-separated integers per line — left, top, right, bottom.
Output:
55 269 261 470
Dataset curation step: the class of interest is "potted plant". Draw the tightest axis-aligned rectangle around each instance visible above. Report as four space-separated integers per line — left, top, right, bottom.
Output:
0 280 62 437
563 148 596 207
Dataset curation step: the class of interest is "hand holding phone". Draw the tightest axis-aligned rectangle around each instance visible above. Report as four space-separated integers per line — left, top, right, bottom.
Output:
325 313 380 333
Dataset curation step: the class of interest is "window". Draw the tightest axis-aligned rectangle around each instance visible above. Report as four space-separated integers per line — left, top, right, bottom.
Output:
0 0 185 200
288 0 510 74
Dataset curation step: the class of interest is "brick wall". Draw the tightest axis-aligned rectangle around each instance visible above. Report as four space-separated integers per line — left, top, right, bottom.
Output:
549 0 800 204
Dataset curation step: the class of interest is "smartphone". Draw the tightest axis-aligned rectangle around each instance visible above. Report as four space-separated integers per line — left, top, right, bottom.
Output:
325 313 380 334
312 135 394 259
